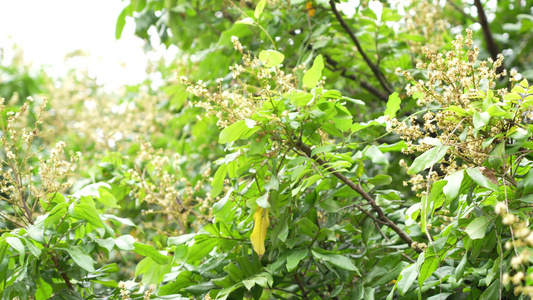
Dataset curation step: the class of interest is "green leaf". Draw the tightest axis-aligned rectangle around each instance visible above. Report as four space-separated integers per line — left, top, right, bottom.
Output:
115 7 127 40
254 0 267 18
211 164 227 197
418 256 439 288
133 242 169 265
65 246 95 273
6 237 25 264
303 55 324 89
311 250 359 272
311 145 336 157
368 174 392 185
158 271 194 295
187 235 220 262
488 143 505 170
256 193 270 209
454 253 468 278
522 168 533 196
71 203 104 227
97 188 120 208
236 17 256 26
296 218 319 237
443 170 464 201
216 283 244 300
365 145 388 165
44 202 69 229
264 176 279 191
384 92 401 118
72 182 111 199
473 111 490 129
480 279 500 300
115 235 135 251
321 90 342 99
466 168 499 192
36 277 53 300
219 120 248 144
408 146 450 175
259 50 285 67
397 253 424 295
135 256 171 285
464 216 490 240
421 180 447 233
286 250 308 272
319 199 341 212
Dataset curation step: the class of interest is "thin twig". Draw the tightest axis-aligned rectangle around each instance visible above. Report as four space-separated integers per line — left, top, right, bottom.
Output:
328 0 393 95
323 54 389 102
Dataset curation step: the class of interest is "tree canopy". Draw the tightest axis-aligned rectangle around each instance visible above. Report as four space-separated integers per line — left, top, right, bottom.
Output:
1 0 533 299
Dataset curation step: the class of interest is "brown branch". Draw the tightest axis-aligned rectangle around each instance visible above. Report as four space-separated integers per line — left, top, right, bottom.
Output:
51 253 74 290
294 140 422 253
323 54 389 102
328 0 394 95
294 273 308 298
474 0 504 74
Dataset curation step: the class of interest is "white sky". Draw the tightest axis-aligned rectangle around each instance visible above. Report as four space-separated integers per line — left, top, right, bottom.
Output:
0 0 151 90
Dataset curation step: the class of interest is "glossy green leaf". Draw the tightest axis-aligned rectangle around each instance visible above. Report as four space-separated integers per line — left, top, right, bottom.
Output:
133 242 169 265
480 279 500 300
443 170 464 200
115 235 135 251
466 168 499 192
259 50 285 67
72 203 104 227
115 7 127 39
465 216 490 240
365 145 388 165
397 253 425 295
384 92 401 118
303 55 324 89
408 146 450 175
219 120 248 144
211 164 227 197
311 250 359 272
286 250 308 272
418 255 439 288
65 246 95 272
254 0 266 18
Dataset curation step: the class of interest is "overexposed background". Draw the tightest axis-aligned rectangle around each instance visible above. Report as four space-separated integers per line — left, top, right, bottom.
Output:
0 0 161 90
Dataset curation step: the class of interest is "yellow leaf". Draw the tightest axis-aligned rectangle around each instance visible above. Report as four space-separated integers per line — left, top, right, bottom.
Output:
250 207 269 257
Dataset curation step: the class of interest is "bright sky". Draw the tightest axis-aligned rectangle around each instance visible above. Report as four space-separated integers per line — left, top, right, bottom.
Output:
0 0 151 90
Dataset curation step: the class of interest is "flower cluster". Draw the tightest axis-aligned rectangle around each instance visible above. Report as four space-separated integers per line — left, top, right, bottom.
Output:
181 36 296 129
126 140 212 233
41 66 174 170
390 29 508 192
403 0 448 54
0 96 79 226
495 202 533 297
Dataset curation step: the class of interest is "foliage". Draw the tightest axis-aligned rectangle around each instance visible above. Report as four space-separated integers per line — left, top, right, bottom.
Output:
1 0 533 299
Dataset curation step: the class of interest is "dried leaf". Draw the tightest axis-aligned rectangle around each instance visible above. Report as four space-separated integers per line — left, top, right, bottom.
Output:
250 207 270 257
480 167 498 185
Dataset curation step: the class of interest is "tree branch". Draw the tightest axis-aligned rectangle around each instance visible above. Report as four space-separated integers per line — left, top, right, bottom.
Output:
294 140 422 253
323 54 389 102
474 0 504 74
328 0 394 95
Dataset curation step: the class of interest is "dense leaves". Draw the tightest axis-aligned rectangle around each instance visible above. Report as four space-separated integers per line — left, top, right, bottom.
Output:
1 0 533 299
